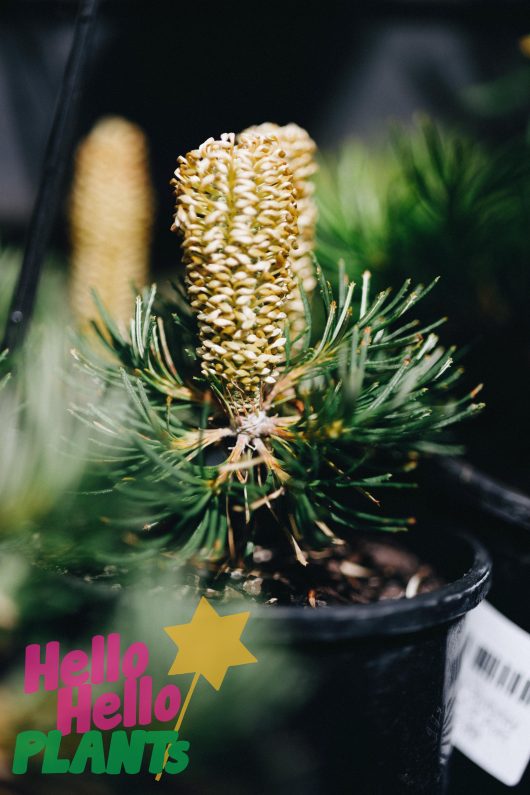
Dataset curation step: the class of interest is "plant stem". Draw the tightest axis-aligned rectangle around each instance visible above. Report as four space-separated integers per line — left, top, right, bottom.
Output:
1 0 101 353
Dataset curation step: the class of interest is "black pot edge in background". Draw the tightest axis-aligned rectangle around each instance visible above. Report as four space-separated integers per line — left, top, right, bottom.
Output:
435 456 530 531
428 454 530 630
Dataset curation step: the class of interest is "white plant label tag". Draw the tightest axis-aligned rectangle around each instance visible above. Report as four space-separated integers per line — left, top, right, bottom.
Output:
453 600 530 786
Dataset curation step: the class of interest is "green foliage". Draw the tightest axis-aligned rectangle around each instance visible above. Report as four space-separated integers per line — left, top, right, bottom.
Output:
0 330 92 535
73 268 483 564
316 119 530 332
315 141 396 278
0 248 90 536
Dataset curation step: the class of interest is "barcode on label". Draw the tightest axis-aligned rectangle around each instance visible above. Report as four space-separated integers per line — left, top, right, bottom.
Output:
453 601 530 786
472 642 530 704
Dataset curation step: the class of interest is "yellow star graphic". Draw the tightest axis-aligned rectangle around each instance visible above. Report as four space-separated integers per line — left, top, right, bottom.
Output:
155 597 257 781
164 596 257 690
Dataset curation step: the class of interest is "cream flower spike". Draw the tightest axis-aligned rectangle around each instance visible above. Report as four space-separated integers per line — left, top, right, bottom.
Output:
172 132 299 413
241 122 318 340
69 116 154 331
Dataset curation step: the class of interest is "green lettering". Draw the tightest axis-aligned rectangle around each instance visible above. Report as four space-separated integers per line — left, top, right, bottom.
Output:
12 731 47 775
106 730 146 774
166 737 190 774
42 730 70 774
69 730 105 774
146 730 189 775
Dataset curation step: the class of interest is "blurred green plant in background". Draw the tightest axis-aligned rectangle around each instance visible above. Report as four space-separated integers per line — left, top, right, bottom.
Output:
317 119 530 325
316 119 530 482
315 141 395 278
0 247 92 537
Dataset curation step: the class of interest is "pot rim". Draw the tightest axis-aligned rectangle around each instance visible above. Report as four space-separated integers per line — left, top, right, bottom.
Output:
249 530 491 642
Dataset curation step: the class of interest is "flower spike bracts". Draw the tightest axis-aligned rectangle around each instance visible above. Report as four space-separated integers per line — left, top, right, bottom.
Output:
172 132 298 413
242 122 318 339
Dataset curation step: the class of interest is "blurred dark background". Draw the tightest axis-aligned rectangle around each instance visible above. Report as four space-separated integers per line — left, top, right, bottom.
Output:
1 0 529 270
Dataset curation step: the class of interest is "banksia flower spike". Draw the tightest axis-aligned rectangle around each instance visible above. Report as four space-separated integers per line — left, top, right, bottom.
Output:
69 116 154 331
172 132 298 413
242 122 318 339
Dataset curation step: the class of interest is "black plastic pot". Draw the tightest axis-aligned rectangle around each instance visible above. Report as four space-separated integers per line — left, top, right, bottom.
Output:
142 529 490 795
428 457 530 794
